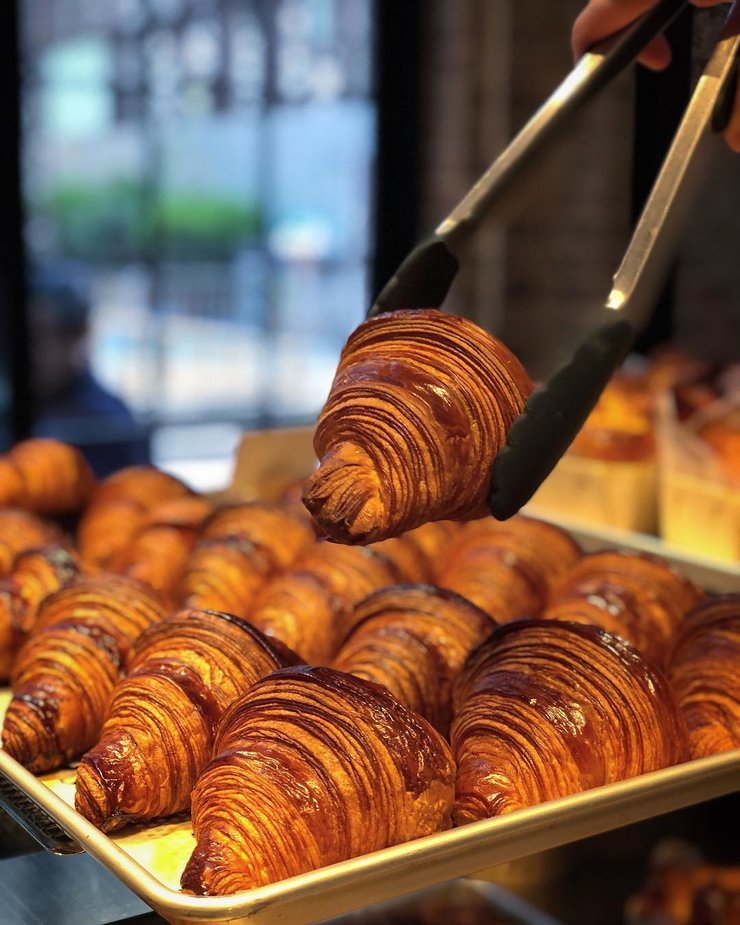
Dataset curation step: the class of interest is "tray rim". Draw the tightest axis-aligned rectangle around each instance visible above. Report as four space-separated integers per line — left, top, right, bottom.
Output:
0 745 738 924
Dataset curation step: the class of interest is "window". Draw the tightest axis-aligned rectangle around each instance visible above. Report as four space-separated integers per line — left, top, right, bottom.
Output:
21 0 376 488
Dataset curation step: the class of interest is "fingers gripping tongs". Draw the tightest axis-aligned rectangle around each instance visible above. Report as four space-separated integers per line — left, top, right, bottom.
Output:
367 0 740 521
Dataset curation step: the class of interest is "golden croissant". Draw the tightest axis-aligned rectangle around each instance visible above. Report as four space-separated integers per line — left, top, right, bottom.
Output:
198 502 316 571
435 516 580 621
179 502 316 615
75 608 299 830
452 620 688 824
545 551 702 668
249 542 398 663
77 466 194 571
333 583 495 732
0 438 95 515
109 498 212 600
667 593 740 759
180 665 455 895
2 575 168 772
303 309 533 543
0 545 81 681
0 509 70 576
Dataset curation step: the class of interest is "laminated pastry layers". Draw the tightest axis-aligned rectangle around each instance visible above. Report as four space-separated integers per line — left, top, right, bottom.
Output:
303 309 533 544
181 666 455 895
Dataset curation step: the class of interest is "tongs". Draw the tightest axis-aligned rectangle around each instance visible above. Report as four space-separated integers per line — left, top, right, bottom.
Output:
367 0 740 521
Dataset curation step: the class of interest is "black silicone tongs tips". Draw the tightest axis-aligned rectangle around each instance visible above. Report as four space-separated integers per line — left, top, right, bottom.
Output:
366 0 740 521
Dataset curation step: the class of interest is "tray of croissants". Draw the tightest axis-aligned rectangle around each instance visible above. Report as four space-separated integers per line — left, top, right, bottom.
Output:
0 309 738 925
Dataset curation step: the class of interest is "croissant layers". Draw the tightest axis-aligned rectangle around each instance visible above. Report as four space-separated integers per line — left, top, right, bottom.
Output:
180 666 455 895
667 593 740 759
75 609 299 830
452 620 689 824
2 575 168 772
303 309 533 543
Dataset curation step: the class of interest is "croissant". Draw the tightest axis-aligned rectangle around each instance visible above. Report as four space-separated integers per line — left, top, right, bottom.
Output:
302 309 533 544
1 575 168 772
179 502 317 615
109 497 213 600
452 620 688 824
249 542 398 663
0 457 30 509
75 608 299 831
435 516 580 621
77 466 194 571
545 551 702 668
0 509 70 576
179 538 275 616
180 665 455 895
332 584 495 732
0 545 81 680
198 502 316 570
667 594 740 759
7 438 96 515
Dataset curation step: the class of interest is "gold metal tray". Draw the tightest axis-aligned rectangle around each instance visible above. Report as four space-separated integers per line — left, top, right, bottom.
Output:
0 718 737 925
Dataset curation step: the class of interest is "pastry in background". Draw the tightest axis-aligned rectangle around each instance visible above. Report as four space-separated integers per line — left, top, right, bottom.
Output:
77 465 194 572
569 372 656 462
333 583 495 733
667 593 740 759
0 509 70 576
0 545 81 680
303 309 532 544
435 516 580 622
249 541 398 663
180 666 455 895
0 438 95 516
544 550 702 669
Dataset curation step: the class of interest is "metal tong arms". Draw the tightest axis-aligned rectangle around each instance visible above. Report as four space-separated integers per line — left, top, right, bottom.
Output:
489 1 740 519
367 0 690 318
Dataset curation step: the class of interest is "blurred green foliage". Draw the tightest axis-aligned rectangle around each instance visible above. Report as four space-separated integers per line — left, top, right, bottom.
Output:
43 178 261 261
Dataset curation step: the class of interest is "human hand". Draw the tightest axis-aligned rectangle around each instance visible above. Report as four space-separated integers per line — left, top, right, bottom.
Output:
572 1 740 150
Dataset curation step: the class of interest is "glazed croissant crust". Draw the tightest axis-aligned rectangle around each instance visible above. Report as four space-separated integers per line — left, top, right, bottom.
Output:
435 515 581 621
333 583 495 733
544 550 702 668
667 593 740 758
180 665 455 895
75 608 299 830
452 620 688 824
303 309 533 543
1 575 168 772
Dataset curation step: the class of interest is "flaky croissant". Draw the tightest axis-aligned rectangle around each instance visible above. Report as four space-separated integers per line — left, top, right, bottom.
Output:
179 502 316 615
667 594 740 759
333 584 495 732
2 575 168 772
77 466 194 571
249 542 399 663
198 502 316 570
303 309 533 544
0 545 81 680
545 551 702 668
180 665 455 895
435 516 580 621
75 608 299 831
0 438 95 515
452 620 688 824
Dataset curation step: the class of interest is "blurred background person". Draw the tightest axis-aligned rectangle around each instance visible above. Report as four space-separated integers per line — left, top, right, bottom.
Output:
29 263 150 477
